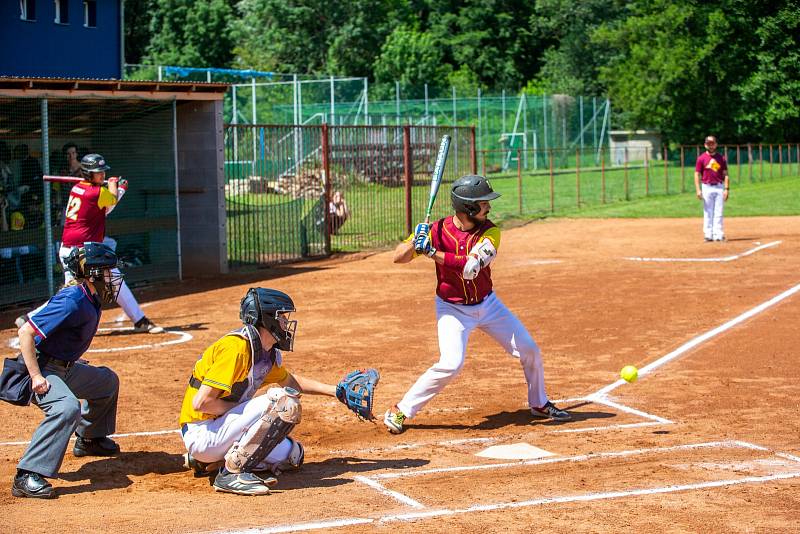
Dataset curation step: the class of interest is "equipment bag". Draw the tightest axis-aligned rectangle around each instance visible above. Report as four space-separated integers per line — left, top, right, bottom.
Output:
0 355 33 406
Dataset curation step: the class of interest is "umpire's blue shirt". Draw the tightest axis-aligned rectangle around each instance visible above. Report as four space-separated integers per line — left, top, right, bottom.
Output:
27 283 102 362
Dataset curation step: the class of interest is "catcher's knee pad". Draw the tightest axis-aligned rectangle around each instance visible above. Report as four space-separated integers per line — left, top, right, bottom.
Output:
224 387 302 473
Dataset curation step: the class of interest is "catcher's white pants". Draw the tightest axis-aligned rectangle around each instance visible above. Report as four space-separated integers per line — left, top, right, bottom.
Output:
397 292 549 419
182 393 293 466
58 237 145 323
701 183 725 240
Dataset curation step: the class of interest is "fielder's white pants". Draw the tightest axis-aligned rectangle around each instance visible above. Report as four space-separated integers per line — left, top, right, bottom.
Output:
701 184 725 240
397 292 548 419
181 394 293 466
58 236 145 323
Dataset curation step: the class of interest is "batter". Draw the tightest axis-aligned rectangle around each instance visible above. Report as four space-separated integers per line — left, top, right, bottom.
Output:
384 175 571 434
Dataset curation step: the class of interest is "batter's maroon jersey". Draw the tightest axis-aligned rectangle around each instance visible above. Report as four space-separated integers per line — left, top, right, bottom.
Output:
427 216 501 305
61 181 117 246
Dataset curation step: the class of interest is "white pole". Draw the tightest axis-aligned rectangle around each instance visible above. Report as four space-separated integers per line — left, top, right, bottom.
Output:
41 99 54 294
330 75 335 125
593 97 597 149
158 65 162 81
232 85 239 160
543 94 548 153
364 77 369 124
395 80 400 124
251 77 257 175
579 96 584 150
207 69 211 83
477 88 482 156
502 89 506 133
425 84 429 123
522 93 528 169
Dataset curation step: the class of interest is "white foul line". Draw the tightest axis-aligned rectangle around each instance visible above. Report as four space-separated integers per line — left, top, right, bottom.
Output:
216 440 800 534
623 240 781 262
593 280 800 398
354 475 425 508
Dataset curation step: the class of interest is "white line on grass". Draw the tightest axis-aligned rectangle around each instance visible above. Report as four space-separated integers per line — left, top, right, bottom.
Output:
592 280 800 398
623 240 781 262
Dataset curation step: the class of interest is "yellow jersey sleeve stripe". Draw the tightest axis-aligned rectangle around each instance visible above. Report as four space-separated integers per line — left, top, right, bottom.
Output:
201 378 232 392
98 187 118 209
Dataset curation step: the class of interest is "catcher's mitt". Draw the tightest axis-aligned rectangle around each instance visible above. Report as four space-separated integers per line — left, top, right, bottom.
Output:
336 368 380 421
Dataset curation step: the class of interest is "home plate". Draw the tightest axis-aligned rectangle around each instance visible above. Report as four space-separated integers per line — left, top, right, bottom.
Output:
475 443 555 460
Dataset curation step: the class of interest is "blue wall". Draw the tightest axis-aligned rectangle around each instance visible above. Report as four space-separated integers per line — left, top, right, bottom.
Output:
0 0 121 79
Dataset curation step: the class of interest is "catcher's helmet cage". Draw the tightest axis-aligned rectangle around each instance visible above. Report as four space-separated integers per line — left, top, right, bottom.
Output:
451 175 501 216
65 242 123 304
80 153 110 174
240 288 297 351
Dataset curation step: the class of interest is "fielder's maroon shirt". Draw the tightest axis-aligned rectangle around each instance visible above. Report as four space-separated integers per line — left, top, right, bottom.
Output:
695 152 728 185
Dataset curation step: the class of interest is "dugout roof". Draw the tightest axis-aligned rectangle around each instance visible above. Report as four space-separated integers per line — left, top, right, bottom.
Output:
0 77 229 101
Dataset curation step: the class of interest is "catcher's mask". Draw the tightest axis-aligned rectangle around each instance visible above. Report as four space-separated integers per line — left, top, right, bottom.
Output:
65 242 123 304
451 175 501 216
240 287 297 351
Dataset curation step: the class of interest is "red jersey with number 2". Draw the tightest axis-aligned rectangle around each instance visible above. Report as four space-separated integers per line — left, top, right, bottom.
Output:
425 216 501 305
61 181 117 246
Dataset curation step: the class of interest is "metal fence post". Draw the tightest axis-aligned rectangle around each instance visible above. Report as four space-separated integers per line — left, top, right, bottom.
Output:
769 143 773 178
470 126 477 174
680 146 685 193
736 145 741 184
624 147 629 201
779 143 783 176
403 125 413 235
517 149 522 214
575 148 580 207
644 149 649 196
601 147 606 203
321 123 332 254
41 99 54 295
759 143 763 181
663 145 668 194
549 149 554 213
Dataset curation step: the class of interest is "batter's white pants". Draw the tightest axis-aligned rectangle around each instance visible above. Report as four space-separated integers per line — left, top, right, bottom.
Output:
397 292 549 419
58 236 145 323
701 183 725 240
181 394 293 467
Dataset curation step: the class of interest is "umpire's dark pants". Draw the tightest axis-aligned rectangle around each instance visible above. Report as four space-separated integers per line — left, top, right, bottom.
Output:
17 359 119 477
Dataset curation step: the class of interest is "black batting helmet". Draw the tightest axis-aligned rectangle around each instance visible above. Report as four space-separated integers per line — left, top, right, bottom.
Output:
80 153 110 174
451 175 501 216
240 288 297 351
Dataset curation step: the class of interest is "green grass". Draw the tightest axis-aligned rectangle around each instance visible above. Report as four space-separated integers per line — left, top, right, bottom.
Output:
553 175 800 218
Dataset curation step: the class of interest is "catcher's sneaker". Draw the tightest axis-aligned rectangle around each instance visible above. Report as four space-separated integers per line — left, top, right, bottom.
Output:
213 468 273 496
133 316 164 334
183 453 224 478
73 436 120 457
384 407 406 434
530 401 571 421
12 470 55 499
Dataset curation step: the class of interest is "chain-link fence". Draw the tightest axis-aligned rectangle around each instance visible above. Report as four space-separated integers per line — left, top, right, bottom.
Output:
0 97 178 307
224 124 475 267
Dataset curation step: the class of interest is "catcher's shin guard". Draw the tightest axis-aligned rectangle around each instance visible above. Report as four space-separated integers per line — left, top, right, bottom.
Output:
224 387 302 473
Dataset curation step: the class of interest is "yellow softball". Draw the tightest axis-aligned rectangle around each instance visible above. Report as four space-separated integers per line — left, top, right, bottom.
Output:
620 365 638 383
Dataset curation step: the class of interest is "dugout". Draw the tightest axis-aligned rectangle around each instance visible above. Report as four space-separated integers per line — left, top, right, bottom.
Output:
0 78 229 307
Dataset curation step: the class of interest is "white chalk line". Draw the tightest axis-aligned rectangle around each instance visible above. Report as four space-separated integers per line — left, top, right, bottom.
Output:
623 240 781 262
593 280 800 398
353 475 425 509
366 440 748 481
218 440 800 534
5 326 192 354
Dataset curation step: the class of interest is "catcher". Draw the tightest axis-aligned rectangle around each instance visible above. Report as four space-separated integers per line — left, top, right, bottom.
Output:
179 287 379 496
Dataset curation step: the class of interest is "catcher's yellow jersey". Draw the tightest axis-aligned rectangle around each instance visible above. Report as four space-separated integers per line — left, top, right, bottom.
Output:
179 334 288 425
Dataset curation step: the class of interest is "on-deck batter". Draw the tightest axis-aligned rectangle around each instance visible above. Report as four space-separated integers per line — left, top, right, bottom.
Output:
384 175 571 434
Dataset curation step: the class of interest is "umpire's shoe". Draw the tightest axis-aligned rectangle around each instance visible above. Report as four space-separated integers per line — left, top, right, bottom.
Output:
213 468 276 496
73 435 120 457
12 470 55 499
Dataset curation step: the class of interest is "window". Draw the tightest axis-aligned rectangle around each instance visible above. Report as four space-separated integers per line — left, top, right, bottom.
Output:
83 0 96 28
55 0 68 24
20 0 36 21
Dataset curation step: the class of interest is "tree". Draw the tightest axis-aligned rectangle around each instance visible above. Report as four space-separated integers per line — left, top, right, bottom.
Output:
143 0 236 68
372 26 452 99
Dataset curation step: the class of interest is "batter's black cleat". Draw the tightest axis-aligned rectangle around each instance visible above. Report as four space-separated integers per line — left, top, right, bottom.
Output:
73 436 120 457
530 401 571 421
133 316 164 334
12 470 55 499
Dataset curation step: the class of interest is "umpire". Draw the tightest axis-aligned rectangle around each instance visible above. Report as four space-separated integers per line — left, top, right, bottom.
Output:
12 242 124 499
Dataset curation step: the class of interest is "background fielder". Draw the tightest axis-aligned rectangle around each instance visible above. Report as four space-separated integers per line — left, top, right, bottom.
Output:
383 175 570 434
694 135 730 242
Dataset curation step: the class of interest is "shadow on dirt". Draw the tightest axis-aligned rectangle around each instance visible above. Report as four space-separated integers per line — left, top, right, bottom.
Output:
56 450 186 495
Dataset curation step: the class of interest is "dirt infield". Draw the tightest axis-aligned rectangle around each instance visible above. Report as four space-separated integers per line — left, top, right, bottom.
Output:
2 216 799 533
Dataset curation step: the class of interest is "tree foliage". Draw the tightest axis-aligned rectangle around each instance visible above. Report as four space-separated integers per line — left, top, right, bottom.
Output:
124 0 800 141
